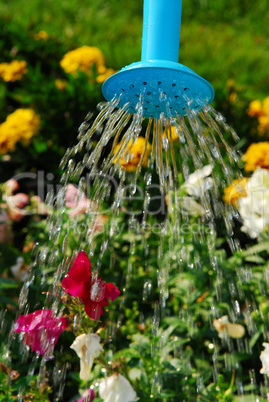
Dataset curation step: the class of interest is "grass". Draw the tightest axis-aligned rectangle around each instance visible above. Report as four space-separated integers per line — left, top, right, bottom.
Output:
1 0 269 99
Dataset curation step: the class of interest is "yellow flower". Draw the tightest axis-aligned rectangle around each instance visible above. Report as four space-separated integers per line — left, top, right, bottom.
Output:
258 115 269 133
0 109 40 154
229 92 237 103
96 67 115 83
0 60 28 82
223 177 248 207
0 128 18 154
113 137 151 172
162 126 180 141
262 97 269 115
55 79 67 91
248 100 263 118
248 98 269 136
34 31 49 41
243 142 269 172
60 46 105 76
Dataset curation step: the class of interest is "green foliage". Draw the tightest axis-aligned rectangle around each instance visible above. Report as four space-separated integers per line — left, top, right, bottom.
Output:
0 1 269 401
0 22 105 180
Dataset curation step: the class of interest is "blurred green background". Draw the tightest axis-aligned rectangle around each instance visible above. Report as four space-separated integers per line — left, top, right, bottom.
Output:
1 0 269 99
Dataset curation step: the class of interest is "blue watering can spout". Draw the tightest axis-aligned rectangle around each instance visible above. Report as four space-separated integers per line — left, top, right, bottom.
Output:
141 0 182 63
102 0 214 118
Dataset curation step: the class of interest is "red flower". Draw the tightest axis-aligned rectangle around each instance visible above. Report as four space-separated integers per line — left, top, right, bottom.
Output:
62 251 120 320
14 309 68 359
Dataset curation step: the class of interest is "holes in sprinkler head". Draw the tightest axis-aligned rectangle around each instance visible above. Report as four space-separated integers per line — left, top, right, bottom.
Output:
147 92 151 95
121 88 125 92
172 83 176 87
184 88 190 91
158 81 162 85
143 82 147 85
175 95 179 99
146 100 150 104
155 105 159 108
130 84 134 89
135 94 139 98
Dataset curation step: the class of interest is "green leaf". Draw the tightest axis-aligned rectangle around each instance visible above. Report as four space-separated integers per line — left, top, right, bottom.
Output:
233 396 267 402
241 243 269 257
245 255 265 263
249 331 261 349
33 140 48 153
0 278 18 289
0 295 18 307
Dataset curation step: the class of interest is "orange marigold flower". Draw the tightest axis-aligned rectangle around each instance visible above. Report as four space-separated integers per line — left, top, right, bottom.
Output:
60 46 105 76
113 137 151 172
243 142 269 172
248 100 263 118
248 97 269 136
162 125 181 141
55 79 67 91
0 109 40 154
0 60 28 82
96 67 116 83
223 177 248 207
34 31 49 41
229 92 237 103
258 115 269 134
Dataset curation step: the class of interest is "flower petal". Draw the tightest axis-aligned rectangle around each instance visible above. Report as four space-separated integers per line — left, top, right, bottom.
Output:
15 311 68 358
84 299 109 320
227 323 245 339
62 251 91 297
99 373 138 401
14 309 53 332
105 283 120 301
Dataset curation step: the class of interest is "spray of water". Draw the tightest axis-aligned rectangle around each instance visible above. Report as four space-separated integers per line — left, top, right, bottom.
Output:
5 89 265 400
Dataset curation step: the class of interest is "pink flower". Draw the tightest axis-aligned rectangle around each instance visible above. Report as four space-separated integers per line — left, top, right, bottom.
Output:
14 309 68 359
62 251 120 320
4 193 29 221
76 389 95 402
10 193 29 208
88 214 108 235
65 184 91 217
5 179 19 196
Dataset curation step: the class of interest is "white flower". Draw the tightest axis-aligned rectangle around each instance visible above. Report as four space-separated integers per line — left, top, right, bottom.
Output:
183 165 213 197
260 342 269 376
70 333 103 381
99 373 139 402
11 257 31 282
213 315 245 339
179 197 206 216
238 168 269 238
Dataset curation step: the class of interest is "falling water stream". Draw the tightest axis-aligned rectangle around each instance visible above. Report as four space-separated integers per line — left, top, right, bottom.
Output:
4 90 267 400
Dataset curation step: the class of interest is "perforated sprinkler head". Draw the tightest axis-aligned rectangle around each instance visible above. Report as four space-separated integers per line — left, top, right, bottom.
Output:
102 0 214 119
